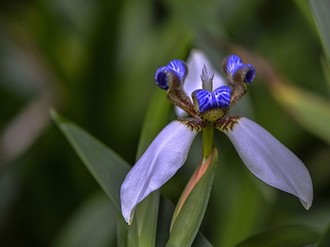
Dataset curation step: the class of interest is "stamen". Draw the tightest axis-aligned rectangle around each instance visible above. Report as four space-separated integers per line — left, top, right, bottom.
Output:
201 65 214 91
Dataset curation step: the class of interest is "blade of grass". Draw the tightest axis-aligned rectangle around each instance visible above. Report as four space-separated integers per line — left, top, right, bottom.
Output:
167 149 217 247
310 0 330 60
236 225 319 247
134 89 171 247
52 193 117 247
50 109 130 211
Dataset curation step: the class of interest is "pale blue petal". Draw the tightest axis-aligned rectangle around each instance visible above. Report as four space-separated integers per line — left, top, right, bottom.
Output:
120 121 199 224
222 117 313 209
175 49 226 117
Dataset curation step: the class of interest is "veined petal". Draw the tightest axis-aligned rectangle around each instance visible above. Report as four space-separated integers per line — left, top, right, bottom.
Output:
222 54 256 84
192 86 232 113
120 121 199 224
175 49 226 117
219 117 313 209
167 59 187 81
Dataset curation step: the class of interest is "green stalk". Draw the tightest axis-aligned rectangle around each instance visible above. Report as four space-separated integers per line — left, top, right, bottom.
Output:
202 126 214 158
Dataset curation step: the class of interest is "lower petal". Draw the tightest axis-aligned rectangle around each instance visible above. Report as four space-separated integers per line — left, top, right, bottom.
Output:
120 120 199 224
217 117 313 209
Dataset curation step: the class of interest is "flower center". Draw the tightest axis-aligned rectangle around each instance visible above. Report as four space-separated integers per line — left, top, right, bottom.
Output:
192 86 231 122
153 54 256 123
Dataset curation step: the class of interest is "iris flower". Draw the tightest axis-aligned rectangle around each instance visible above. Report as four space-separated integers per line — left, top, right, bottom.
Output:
120 50 313 224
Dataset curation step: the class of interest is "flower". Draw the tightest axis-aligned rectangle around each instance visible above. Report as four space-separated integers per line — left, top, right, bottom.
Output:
120 50 313 224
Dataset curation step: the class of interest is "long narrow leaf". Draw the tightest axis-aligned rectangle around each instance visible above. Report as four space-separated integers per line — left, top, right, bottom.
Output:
236 225 319 247
134 90 171 247
157 197 213 247
318 225 330 247
50 109 130 211
310 0 330 60
273 83 330 144
52 193 117 247
167 148 218 246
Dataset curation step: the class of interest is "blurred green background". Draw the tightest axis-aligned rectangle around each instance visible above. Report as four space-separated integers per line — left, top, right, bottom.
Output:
0 0 329 246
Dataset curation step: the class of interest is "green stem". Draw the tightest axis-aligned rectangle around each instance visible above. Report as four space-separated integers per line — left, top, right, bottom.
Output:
202 126 214 158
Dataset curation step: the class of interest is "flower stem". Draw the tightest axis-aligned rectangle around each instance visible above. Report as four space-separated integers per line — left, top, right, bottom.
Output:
202 126 214 158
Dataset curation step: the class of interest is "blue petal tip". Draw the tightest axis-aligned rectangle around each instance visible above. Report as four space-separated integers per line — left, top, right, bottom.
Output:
223 54 256 84
154 66 169 90
244 64 256 83
224 54 243 74
154 60 187 90
167 59 187 81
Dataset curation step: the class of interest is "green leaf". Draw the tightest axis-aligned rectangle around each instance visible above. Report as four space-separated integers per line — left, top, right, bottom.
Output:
216 169 271 247
292 0 316 33
117 216 128 247
156 197 213 247
273 84 330 144
52 193 117 247
51 109 140 246
236 225 319 247
50 109 130 211
167 148 218 247
318 225 330 247
310 0 330 60
193 233 213 247
136 89 171 158
135 192 160 247
320 55 330 91
134 90 171 247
